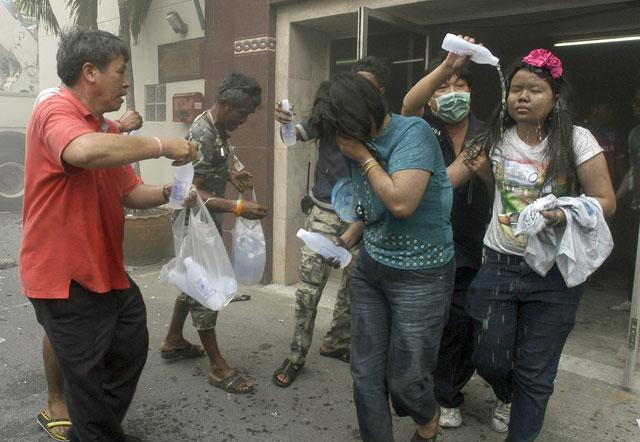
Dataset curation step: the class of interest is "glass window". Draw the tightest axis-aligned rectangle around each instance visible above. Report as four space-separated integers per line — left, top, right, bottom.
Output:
145 84 166 121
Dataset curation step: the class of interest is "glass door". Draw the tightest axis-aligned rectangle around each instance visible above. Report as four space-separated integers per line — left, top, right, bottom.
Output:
357 7 428 113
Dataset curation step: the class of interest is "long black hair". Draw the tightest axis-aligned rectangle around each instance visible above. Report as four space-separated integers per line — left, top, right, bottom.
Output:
310 72 389 145
477 57 576 193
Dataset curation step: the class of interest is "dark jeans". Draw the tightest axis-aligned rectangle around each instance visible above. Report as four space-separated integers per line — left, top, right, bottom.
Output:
350 249 454 442
467 248 581 442
434 266 477 408
30 277 149 442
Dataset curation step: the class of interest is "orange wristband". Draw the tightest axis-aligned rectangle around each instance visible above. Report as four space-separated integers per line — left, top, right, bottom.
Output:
234 199 244 216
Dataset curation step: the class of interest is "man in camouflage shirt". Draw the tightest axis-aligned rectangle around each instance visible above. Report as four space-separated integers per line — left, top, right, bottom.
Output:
160 73 267 394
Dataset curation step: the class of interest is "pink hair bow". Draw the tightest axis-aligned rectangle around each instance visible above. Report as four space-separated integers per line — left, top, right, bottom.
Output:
522 49 563 79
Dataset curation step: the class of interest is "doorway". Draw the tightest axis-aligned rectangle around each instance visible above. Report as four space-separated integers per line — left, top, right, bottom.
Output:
298 0 640 390
328 8 428 114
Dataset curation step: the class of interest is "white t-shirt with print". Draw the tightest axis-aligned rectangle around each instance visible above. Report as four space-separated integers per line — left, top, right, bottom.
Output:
484 125 603 256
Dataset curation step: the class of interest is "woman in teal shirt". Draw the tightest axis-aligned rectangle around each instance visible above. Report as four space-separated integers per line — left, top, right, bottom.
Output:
311 72 454 442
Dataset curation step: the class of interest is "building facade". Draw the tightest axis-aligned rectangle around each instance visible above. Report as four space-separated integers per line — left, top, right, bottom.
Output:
4 0 635 285
2 0 639 389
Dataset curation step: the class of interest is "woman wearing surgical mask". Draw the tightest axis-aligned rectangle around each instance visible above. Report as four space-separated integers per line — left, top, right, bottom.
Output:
402 37 494 431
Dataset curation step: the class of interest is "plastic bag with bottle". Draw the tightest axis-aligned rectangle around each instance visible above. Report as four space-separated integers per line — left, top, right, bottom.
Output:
232 189 266 285
159 195 237 310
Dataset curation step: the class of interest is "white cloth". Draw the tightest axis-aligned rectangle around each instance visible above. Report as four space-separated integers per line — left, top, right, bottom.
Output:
515 195 613 287
484 125 603 256
514 194 558 238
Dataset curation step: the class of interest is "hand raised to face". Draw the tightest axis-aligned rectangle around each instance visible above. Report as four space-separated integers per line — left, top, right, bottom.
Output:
336 136 373 164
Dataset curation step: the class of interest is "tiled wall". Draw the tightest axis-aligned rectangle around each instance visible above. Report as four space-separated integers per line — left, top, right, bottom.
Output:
204 0 276 282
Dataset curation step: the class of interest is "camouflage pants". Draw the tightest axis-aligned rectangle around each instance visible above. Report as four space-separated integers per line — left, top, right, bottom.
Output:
176 292 218 330
290 205 360 365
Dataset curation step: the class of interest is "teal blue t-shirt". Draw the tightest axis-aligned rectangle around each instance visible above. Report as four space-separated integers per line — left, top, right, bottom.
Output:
350 114 453 270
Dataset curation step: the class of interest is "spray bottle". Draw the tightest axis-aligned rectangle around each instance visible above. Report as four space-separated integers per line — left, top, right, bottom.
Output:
280 99 297 146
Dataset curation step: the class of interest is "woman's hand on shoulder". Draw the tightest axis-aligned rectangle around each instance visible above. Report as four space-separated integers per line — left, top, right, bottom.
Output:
463 146 490 173
462 146 494 190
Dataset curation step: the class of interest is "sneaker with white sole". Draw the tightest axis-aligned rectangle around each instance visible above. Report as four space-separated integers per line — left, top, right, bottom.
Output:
491 400 511 433
439 406 462 428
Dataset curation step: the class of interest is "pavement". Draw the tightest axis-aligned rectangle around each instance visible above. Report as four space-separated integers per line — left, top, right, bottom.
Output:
1 211 640 442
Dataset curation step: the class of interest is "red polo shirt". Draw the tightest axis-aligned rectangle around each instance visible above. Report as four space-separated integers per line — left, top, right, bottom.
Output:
20 87 142 299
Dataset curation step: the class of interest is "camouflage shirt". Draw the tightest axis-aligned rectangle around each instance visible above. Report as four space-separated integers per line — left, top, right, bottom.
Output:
187 111 230 227
189 111 230 198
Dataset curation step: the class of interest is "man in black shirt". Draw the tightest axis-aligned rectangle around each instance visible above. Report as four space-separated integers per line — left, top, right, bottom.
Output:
272 57 390 388
402 46 496 430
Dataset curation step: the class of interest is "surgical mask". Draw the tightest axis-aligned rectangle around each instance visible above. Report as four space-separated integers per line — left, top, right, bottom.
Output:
434 91 471 124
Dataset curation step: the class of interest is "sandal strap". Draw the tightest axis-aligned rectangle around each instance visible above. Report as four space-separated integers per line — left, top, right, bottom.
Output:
46 420 72 428
222 372 244 389
277 359 301 373
274 358 303 382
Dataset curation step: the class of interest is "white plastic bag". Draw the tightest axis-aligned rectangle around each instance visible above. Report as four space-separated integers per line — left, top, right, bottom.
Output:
159 195 237 310
232 190 266 285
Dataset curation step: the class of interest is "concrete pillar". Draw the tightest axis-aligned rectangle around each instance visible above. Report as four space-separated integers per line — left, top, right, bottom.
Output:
203 0 275 282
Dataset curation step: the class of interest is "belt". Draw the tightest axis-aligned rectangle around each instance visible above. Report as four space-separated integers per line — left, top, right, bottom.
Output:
483 247 524 265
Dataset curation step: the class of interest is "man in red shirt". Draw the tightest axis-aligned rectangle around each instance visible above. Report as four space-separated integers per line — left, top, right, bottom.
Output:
22 29 198 442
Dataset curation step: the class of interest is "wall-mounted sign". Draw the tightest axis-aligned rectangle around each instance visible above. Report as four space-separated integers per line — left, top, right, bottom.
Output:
172 92 204 123
158 38 204 84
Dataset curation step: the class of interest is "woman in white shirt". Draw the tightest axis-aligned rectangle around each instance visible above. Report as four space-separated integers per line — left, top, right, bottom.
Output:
463 49 615 441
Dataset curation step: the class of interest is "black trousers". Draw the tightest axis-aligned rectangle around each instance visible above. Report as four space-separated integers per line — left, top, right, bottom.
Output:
433 266 477 409
31 276 149 442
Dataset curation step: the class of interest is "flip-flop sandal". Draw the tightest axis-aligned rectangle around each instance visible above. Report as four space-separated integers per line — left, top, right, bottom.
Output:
37 411 72 442
208 372 255 394
230 294 252 302
160 342 205 361
272 358 304 388
319 347 350 363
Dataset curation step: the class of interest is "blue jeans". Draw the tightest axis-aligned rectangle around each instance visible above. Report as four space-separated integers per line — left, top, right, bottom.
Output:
350 249 454 442
434 266 477 408
467 248 582 442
